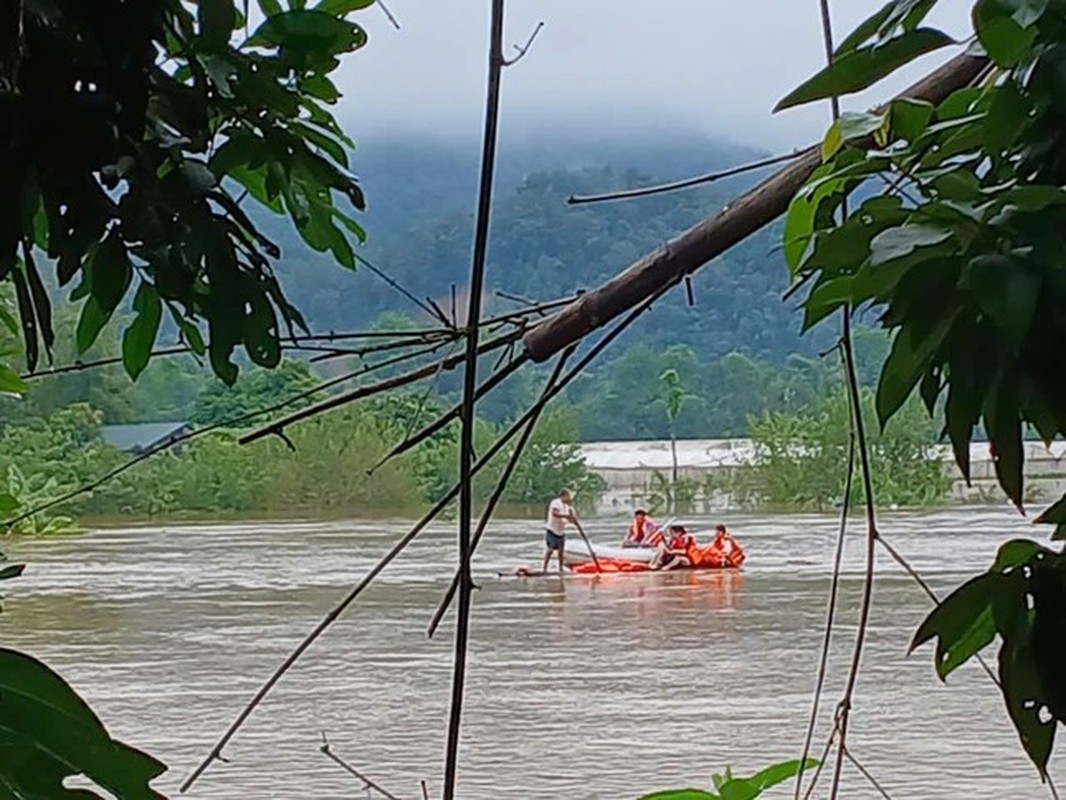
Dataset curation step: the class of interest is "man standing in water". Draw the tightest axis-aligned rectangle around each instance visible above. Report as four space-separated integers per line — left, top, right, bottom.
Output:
543 488 576 574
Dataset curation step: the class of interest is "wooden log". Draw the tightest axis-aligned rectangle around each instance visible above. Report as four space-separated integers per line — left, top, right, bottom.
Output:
522 53 989 363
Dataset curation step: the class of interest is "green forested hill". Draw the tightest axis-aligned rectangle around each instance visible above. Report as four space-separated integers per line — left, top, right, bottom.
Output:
11 131 866 440
267 131 835 364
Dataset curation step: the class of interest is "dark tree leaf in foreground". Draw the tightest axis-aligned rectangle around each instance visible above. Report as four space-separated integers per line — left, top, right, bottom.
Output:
0 0 372 382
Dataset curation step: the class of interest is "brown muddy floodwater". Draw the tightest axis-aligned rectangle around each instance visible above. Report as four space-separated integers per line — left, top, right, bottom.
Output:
2 508 1061 799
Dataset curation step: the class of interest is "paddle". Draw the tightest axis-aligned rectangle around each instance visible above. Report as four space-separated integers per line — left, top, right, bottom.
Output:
571 515 602 573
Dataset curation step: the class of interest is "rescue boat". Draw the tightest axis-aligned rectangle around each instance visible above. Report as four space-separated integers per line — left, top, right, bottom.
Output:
562 535 746 575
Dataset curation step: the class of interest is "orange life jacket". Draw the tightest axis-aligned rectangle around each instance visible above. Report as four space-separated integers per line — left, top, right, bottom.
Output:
702 532 746 568
628 518 659 545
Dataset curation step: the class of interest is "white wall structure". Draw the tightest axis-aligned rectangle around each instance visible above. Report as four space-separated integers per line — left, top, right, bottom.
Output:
577 439 1066 513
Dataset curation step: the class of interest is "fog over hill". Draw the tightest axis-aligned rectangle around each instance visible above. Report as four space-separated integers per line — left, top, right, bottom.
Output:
266 125 828 364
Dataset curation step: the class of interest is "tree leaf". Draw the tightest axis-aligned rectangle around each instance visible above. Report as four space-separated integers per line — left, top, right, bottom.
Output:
22 248 54 361
122 282 163 381
11 267 37 372
802 277 853 332
1034 495 1066 525
919 366 941 415
0 563 24 580
869 224 953 266
834 2 896 55
824 112 890 159
250 10 367 71
0 493 20 515
1031 564 1066 722
314 0 374 14
945 377 983 483
999 638 1056 777
963 254 1040 346
730 759 820 796
197 0 237 49
776 28 955 111
0 364 27 395
974 1 1038 67
911 572 1007 679
891 97 935 141
984 373 1025 509
0 648 167 798
77 233 132 354
984 80 1030 151
991 539 1048 571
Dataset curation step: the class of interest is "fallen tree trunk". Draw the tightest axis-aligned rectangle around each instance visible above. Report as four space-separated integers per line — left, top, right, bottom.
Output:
522 53 989 363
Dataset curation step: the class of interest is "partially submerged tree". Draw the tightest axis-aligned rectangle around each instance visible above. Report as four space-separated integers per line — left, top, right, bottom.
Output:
658 366 689 487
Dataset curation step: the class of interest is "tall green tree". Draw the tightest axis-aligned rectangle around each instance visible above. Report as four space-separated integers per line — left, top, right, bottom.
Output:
659 367 690 488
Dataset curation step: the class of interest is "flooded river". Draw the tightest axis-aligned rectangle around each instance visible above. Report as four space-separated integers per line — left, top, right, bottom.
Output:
2 507 1061 798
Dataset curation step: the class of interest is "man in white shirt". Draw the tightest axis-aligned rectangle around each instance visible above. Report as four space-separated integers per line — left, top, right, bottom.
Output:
543 488 576 573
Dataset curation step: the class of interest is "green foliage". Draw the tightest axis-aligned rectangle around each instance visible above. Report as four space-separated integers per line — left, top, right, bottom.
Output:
2 0 372 383
747 389 949 509
659 368 689 427
0 404 121 524
911 538 1065 777
0 648 167 798
784 0 1066 776
190 359 319 427
497 406 606 505
2 465 80 535
0 392 604 521
571 344 839 441
783 0 1066 510
275 159 838 383
639 758 818 800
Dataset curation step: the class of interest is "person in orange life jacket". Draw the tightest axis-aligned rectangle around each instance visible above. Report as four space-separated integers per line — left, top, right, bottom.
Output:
649 524 694 571
704 523 743 567
622 508 661 548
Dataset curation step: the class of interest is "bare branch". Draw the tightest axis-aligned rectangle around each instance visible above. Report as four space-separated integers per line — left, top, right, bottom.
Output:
841 745 894 800
445 2 509 795
375 0 401 30
356 252 451 327
568 150 805 205
502 21 544 67
319 733 403 800
366 353 527 475
795 412 854 800
237 329 523 446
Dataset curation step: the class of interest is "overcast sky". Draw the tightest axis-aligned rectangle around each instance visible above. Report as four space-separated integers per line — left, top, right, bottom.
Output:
336 1 973 151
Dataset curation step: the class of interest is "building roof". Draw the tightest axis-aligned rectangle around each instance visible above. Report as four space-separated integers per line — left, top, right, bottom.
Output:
101 421 190 453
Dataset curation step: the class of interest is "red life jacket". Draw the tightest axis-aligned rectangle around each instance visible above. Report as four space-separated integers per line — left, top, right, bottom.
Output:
668 532 689 550
628 519 647 543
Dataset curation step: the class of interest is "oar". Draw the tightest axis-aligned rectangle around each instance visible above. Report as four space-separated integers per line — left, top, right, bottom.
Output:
572 516 602 573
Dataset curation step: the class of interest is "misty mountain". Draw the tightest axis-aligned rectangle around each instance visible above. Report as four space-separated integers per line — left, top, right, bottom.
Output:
265 129 832 365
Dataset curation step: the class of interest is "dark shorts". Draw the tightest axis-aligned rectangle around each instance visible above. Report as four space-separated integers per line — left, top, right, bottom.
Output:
544 530 565 551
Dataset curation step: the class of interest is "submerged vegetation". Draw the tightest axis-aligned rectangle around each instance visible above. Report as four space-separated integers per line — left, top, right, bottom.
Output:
0 393 601 524
745 389 950 510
